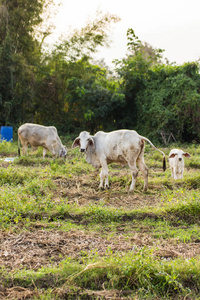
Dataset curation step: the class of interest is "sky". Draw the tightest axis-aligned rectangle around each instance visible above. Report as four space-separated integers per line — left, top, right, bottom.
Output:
46 0 200 68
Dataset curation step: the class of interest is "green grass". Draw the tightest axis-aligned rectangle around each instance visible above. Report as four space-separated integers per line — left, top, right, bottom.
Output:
0 140 18 156
0 141 200 299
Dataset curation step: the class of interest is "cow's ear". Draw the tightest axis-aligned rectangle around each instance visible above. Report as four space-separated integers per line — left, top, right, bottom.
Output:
72 138 80 148
88 137 95 149
169 153 177 158
183 152 191 158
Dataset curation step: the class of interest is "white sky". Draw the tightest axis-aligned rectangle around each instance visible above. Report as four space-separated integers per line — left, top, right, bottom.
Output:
46 0 200 67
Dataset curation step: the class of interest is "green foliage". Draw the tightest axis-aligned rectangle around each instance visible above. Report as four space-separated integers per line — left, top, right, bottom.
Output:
0 140 17 155
34 57 125 132
0 0 55 126
135 63 200 142
31 12 122 132
114 30 200 143
0 167 34 185
0 30 14 125
114 29 165 130
64 63 125 132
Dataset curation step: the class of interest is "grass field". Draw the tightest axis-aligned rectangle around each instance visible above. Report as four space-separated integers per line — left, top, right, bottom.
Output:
0 139 200 299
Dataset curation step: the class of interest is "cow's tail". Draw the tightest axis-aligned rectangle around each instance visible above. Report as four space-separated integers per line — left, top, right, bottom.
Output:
140 136 166 171
18 136 21 157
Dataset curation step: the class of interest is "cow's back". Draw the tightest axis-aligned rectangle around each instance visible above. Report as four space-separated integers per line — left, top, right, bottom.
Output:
18 123 57 147
94 130 141 163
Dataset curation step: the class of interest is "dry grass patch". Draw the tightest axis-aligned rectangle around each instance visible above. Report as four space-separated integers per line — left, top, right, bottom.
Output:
1 228 200 274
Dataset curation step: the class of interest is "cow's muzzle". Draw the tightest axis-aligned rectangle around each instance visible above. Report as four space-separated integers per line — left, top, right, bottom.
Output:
80 148 85 153
179 157 182 161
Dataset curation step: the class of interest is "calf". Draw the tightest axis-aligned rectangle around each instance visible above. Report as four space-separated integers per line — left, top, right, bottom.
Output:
72 130 166 191
18 123 67 159
169 149 191 179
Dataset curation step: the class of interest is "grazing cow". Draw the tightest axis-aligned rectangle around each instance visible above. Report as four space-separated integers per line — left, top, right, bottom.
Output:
72 130 166 191
169 149 191 180
18 123 67 159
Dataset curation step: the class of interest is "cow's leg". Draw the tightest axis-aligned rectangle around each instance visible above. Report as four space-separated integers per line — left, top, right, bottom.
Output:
21 142 28 156
137 157 149 191
32 146 38 152
47 142 57 158
177 172 183 180
99 160 109 189
43 148 47 159
170 167 174 178
128 160 138 191
180 166 184 179
174 170 178 180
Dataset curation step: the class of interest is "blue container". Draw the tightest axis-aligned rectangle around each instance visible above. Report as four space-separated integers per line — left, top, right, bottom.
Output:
0 126 13 142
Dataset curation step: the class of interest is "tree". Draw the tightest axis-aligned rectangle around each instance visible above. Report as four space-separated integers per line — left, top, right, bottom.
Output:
114 29 164 129
64 60 125 132
0 30 14 125
34 57 125 133
0 4 9 43
0 0 56 60
34 12 122 133
135 63 200 142
0 0 57 126
51 11 120 62
115 30 200 143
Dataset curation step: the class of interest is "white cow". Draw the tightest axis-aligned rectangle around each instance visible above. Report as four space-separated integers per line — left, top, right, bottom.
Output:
72 130 166 191
18 123 67 159
169 149 191 180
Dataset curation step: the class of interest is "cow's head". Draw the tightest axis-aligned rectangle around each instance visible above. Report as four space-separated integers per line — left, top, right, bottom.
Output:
59 146 68 158
72 131 95 152
169 150 191 161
